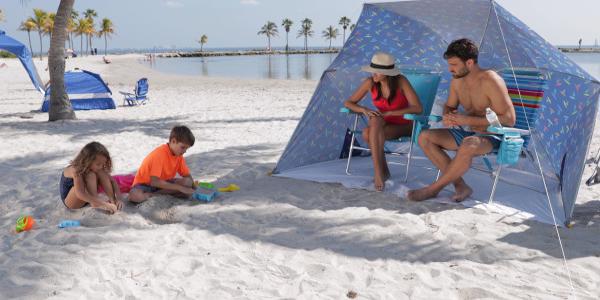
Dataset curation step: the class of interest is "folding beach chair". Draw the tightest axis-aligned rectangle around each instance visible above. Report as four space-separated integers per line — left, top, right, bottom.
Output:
120 78 149 106
341 69 441 181
482 68 547 203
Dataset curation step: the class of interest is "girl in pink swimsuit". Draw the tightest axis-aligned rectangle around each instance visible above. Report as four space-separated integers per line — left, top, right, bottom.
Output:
343 52 423 191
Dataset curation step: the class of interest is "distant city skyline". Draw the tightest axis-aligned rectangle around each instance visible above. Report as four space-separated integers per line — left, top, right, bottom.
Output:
1 0 599 52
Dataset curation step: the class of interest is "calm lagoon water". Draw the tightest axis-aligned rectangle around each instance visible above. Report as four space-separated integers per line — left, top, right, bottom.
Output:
142 52 600 81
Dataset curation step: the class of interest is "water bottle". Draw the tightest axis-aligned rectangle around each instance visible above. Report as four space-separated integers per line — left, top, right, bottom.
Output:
485 107 502 128
58 220 80 228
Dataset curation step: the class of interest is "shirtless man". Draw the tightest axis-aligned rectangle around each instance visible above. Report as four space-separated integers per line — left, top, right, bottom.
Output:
407 38 515 202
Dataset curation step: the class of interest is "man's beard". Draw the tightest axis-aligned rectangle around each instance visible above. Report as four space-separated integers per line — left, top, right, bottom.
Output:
452 68 470 79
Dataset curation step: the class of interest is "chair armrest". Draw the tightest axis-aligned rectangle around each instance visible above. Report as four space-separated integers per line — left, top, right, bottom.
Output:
487 126 530 136
404 114 442 123
340 107 360 114
119 91 134 97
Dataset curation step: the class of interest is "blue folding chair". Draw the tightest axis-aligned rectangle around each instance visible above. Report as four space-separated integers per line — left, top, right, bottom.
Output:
341 69 441 181
120 78 149 106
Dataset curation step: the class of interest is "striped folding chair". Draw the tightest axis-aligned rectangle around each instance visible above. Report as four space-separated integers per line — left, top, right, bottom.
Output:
483 68 547 203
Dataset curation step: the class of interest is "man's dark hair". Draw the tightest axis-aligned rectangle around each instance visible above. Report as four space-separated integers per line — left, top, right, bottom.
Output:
170 125 195 146
443 38 479 63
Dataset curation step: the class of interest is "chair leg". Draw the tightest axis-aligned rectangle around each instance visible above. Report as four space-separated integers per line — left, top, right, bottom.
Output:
404 122 417 182
345 114 360 175
435 169 441 181
489 165 502 204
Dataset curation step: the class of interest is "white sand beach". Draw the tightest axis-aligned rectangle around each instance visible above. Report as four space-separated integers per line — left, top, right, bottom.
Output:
0 54 599 299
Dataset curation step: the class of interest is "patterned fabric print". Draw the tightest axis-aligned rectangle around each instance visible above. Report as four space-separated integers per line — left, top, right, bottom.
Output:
372 0 490 45
537 71 600 221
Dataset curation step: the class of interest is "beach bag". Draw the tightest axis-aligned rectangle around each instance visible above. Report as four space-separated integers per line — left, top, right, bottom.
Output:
339 128 364 159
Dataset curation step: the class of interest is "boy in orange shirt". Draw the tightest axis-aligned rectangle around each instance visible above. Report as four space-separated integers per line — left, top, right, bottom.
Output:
129 125 196 203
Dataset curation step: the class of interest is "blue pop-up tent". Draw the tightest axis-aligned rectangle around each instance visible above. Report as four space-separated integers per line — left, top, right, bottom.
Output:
41 70 116 111
274 0 600 225
0 30 44 92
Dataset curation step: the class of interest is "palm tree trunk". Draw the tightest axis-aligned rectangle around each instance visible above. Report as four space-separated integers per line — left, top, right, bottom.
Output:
267 36 271 51
343 29 346 43
285 32 289 52
38 31 43 60
201 43 203 52
104 34 107 55
85 34 89 56
80 35 83 55
27 30 33 56
48 0 76 121
329 39 332 49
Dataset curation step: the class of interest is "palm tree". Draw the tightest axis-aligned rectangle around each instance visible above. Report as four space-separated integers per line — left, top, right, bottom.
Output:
75 18 90 56
281 18 293 52
297 18 313 51
48 0 76 121
19 19 36 55
322 26 338 49
30 8 47 60
83 9 97 54
44 13 56 39
66 10 79 50
350 24 356 32
339 16 351 43
198 34 208 52
257 21 278 51
98 18 114 55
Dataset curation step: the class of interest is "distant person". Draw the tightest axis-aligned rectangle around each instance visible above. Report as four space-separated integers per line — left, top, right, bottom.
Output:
343 52 423 191
578 38 583 49
103 56 111 64
408 38 515 202
60 142 122 213
128 126 196 203
0 62 7 68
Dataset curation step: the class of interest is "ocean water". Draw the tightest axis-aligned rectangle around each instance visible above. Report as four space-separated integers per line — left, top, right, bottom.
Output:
141 51 600 81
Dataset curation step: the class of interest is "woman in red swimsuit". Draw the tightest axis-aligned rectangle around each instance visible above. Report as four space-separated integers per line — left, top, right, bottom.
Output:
344 52 423 191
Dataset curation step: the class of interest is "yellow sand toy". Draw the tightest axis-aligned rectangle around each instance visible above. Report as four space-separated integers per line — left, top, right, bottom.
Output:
218 184 240 192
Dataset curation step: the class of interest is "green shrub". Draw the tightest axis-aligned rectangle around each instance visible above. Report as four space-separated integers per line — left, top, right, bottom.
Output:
0 50 16 58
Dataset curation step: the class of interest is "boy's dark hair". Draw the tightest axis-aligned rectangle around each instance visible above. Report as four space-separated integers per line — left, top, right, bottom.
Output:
443 38 479 63
170 125 195 146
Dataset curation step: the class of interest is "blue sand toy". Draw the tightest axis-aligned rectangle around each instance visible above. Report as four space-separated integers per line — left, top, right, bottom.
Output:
58 220 81 228
193 186 218 202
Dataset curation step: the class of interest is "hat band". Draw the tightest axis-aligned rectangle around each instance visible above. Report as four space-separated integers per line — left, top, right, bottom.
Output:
370 62 395 70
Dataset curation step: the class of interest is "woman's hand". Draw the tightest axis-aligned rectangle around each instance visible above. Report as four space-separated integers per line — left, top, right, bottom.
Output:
110 198 123 210
362 107 382 118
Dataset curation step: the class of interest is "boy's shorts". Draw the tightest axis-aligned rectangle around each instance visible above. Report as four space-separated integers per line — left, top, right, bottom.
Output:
130 179 176 193
449 127 502 150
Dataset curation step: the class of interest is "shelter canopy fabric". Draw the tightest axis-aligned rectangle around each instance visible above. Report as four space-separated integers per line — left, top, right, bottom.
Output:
0 30 44 92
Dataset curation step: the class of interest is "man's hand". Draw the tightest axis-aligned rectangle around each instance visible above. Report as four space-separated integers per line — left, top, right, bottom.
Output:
178 186 196 196
442 109 460 127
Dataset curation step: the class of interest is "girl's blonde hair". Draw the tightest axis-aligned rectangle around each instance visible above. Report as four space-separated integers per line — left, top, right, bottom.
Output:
70 142 112 176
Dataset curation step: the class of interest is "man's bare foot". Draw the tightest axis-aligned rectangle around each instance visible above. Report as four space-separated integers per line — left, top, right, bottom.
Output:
374 172 385 191
452 183 473 202
407 186 440 201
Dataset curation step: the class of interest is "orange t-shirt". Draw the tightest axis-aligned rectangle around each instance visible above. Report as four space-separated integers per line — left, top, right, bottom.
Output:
132 143 191 186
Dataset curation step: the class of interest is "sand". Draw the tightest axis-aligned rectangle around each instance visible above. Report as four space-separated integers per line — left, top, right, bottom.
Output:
0 54 598 299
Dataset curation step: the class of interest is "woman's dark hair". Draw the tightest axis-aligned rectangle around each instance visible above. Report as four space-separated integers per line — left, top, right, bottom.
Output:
443 38 479 63
373 74 401 105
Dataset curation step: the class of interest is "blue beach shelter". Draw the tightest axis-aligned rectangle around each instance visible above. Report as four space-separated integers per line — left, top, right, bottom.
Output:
274 0 600 225
41 70 116 112
0 30 44 92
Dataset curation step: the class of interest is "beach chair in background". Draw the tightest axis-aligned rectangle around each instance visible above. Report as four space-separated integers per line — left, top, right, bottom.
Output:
119 78 149 106
482 68 547 203
341 69 442 181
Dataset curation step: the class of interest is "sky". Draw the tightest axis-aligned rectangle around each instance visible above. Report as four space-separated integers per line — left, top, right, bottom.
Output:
1 0 599 51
